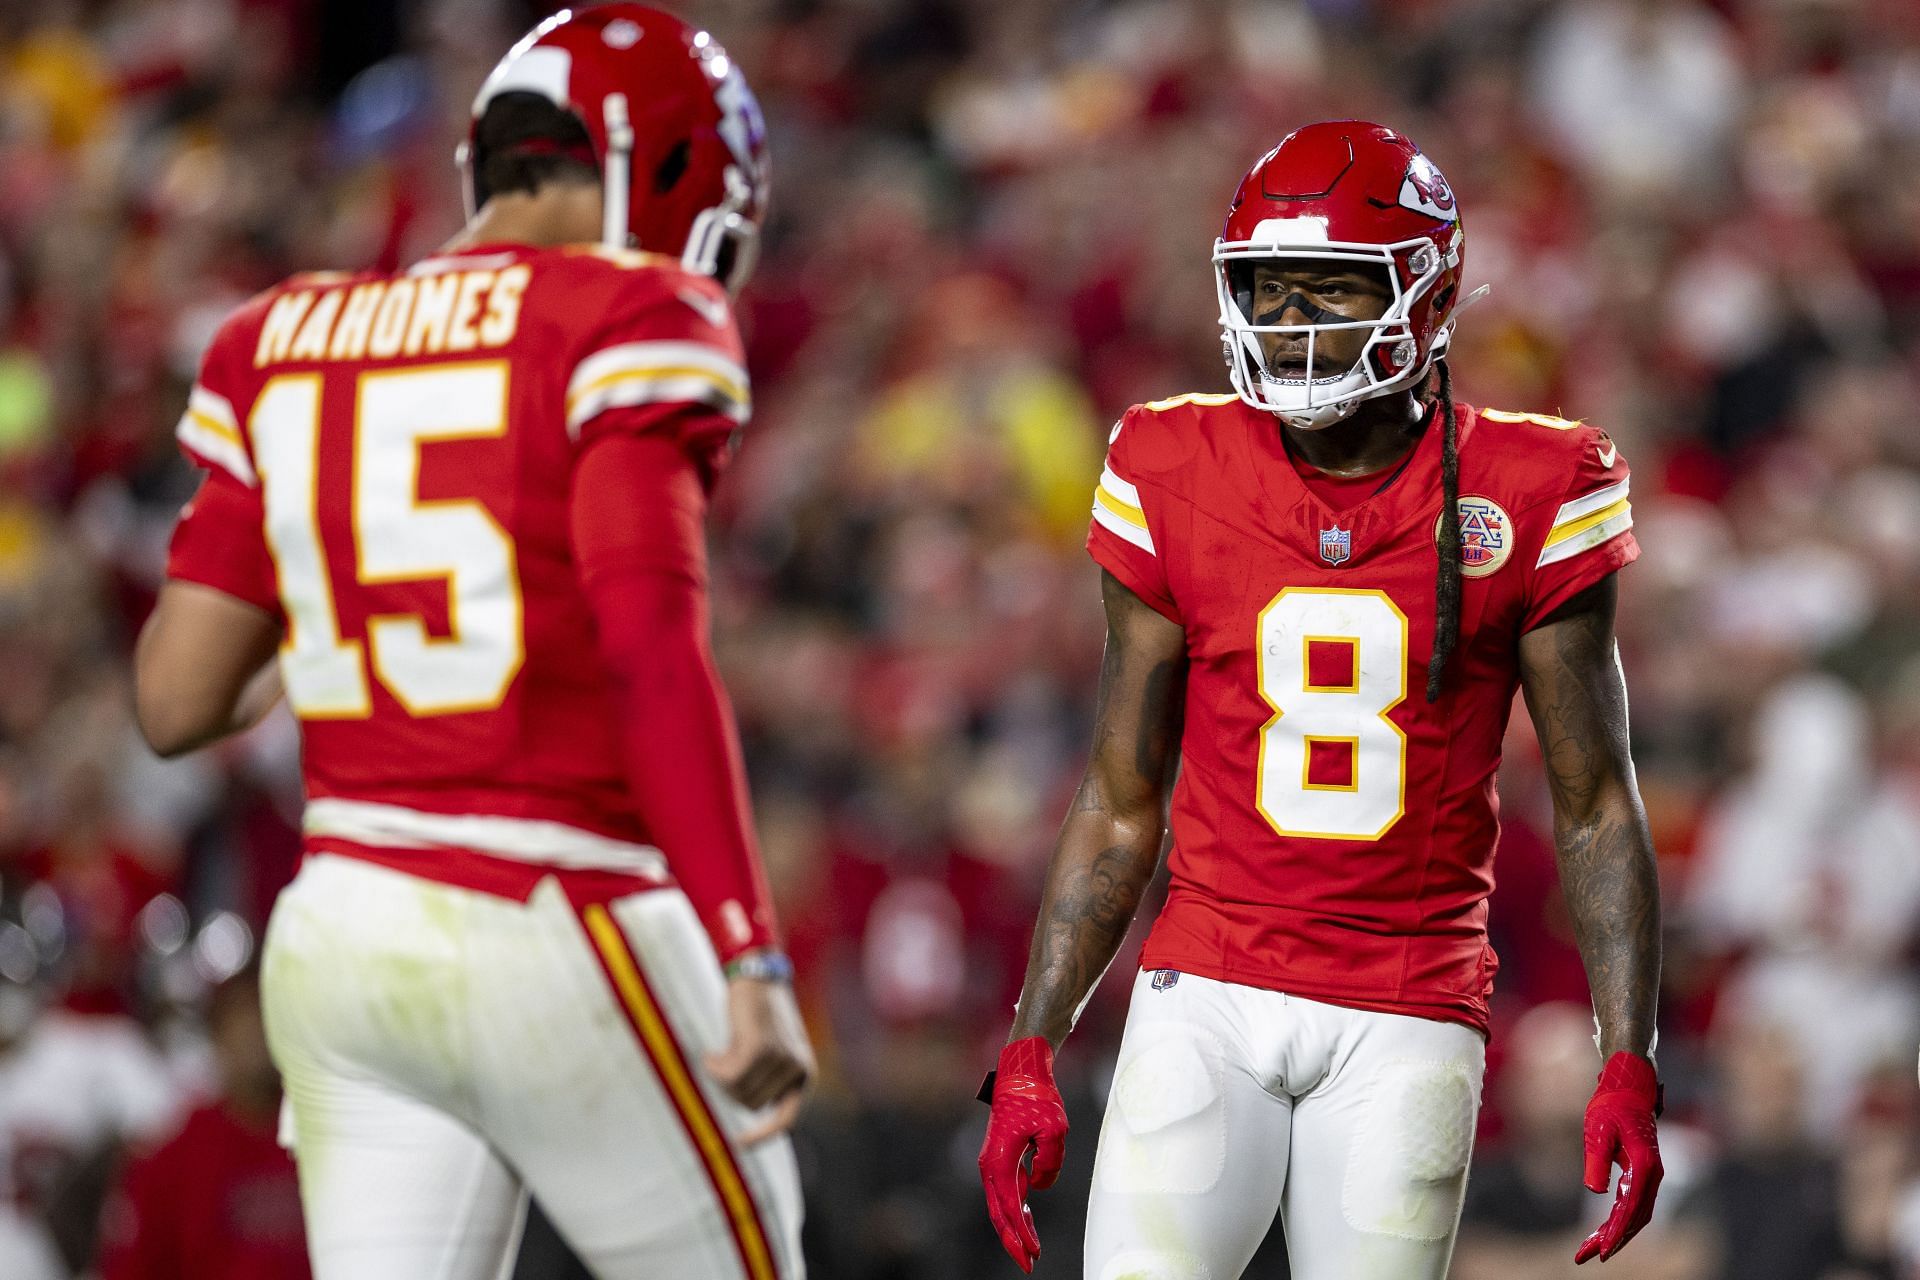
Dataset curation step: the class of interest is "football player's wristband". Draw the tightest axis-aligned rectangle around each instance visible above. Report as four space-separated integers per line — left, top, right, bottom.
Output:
723 950 794 983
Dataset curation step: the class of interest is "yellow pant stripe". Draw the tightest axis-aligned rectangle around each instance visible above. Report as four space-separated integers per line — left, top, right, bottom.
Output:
582 905 776 1280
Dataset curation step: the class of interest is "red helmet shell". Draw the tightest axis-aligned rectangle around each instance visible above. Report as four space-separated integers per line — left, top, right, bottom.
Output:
1221 121 1463 381
465 4 770 287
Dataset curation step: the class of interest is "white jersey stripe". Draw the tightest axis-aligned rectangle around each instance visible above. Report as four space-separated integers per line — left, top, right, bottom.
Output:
188 384 240 434
1537 510 1633 568
304 798 671 880
1550 476 1629 528
568 341 747 405
566 374 749 437
177 404 256 487
1093 497 1156 554
1099 465 1141 508
565 342 750 436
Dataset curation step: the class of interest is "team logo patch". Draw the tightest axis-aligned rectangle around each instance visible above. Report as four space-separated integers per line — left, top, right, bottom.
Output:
1398 154 1457 221
1151 969 1180 991
1319 524 1353 567
1436 496 1512 577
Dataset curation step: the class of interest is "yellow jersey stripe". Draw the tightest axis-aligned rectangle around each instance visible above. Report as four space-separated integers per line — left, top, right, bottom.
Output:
186 407 244 448
1538 511 1632 568
1094 484 1147 529
176 414 256 487
1544 498 1631 549
581 906 778 1280
1092 501 1155 555
1142 391 1238 413
1481 407 1584 431
565 366 749 416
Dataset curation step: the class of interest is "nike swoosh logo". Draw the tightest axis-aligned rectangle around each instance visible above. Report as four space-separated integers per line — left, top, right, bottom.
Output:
676 288 731 330
1597 440 1618 469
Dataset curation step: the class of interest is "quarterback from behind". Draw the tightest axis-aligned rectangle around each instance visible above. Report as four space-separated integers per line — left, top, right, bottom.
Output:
134 7 809 1279
980 123 1663 1279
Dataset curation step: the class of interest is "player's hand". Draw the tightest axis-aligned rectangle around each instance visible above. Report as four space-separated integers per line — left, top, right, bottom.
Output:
978 1037 1068 1274
1575 1051 1664 1264
704 969 813 1146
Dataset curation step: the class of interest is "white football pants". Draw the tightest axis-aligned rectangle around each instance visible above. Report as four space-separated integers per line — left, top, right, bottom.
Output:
1084 969 1485 1280
261 854 804 1280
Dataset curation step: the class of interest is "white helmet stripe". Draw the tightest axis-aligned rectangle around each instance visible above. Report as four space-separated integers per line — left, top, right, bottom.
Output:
471 44 571 116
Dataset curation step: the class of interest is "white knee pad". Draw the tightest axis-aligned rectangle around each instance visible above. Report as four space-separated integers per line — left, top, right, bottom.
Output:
1092 1026 1228 1196
1096 1248 1214 1280
1340 1057 1477 1242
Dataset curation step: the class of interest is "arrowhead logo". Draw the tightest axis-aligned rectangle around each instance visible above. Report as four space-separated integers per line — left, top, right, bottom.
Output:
1398 154 1457 221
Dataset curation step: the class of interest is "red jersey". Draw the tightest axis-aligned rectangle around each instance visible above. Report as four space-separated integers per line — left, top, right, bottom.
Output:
1088 393 1637 1034
166 242 774 953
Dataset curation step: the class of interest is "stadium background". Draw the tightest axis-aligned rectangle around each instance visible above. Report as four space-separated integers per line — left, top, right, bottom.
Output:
0 0 1918 1276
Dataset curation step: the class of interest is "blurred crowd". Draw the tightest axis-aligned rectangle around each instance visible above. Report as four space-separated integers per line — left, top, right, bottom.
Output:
0 0 1918 1276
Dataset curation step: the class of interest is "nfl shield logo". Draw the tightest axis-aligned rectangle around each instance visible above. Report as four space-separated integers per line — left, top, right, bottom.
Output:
1319 525 1352 566
1151 969 1180 991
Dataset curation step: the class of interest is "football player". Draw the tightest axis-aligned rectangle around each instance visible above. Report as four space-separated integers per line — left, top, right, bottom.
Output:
131 7 809 1279
978 123 1663 1278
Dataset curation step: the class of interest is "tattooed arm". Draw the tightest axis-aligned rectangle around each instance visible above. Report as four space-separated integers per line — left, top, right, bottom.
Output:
1008 571 1188 1050
1518 575 1660 1057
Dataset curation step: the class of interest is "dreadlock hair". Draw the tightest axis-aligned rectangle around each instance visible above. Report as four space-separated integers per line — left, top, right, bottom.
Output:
473 91 599 206
1426 357 1460 703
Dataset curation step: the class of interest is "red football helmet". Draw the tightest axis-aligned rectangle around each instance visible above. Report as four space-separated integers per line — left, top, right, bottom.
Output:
1215 121 1468 428
460 4 770 291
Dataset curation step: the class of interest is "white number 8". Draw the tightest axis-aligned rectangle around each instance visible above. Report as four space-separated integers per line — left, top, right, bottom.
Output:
1255 588 1408 841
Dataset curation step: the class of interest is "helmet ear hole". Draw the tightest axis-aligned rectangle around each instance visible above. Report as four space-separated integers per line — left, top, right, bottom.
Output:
1371 337 1417 380
653 139 691 194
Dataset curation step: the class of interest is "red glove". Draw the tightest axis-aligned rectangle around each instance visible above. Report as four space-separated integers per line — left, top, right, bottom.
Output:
1575 1051 1664 1264
977 1037 1068 1274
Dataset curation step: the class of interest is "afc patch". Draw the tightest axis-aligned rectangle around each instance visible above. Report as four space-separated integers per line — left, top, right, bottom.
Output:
1319 524 1353 567
1436 495 1512 578
1150 969 1181 991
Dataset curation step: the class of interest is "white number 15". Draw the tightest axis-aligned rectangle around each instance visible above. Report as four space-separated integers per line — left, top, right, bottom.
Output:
250 362 523 720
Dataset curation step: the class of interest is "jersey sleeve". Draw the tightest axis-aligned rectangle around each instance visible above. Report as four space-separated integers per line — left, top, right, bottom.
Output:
174 341 256 489
166 470 278 613
1086 408 1180 622
166 314 278 613
1522 426 1638 630
562 267 748 488
569 433 781 961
